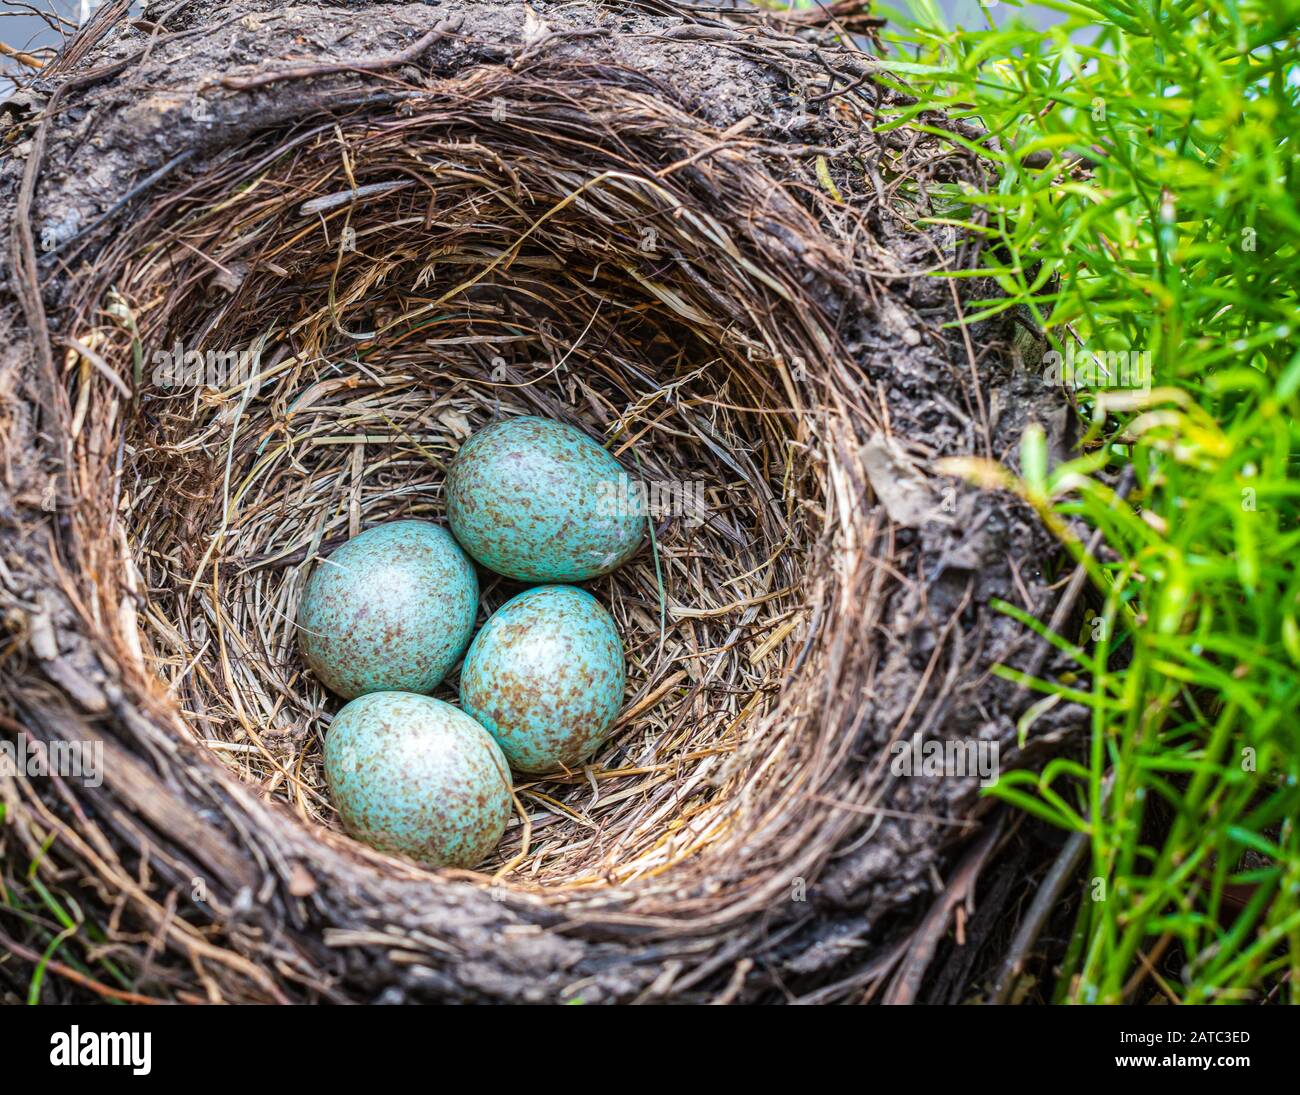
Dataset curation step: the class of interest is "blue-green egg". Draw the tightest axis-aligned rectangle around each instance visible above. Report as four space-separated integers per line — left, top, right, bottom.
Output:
298 520 478 699
446 415 644 583
324 691 512 867
460 585 625 774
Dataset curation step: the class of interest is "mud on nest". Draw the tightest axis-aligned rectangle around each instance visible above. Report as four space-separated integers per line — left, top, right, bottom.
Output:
0 0 1076 1002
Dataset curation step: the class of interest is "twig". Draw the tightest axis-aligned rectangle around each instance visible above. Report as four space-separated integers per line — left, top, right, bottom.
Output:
1016 465 1135 690
41 151 194 265
989 772 1115 1003
0 40 47 69
883 812 1007 1004
219 18 462 90
989 829 1087 1003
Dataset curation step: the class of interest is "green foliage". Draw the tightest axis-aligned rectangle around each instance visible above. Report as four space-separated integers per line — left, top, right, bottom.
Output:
880 0 1300 1002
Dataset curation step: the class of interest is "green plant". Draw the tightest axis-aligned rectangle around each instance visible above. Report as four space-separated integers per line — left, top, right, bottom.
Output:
880 0 1300 1002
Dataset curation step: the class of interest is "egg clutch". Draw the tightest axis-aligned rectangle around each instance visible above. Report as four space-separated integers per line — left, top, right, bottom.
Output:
297 415 640 868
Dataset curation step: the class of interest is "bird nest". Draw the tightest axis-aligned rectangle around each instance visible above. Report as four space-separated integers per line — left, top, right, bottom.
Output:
0 0 1073 1003
113 72 838 887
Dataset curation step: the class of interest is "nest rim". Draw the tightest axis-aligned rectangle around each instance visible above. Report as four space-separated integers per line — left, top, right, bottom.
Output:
60 62 863 903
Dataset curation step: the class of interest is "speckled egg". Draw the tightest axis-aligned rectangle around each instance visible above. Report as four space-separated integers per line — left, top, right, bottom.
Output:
324 691 512 867
446 415 644 583
297 520 478 699
460 585 625 774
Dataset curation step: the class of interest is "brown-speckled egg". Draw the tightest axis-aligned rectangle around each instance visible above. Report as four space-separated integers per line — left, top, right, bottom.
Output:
324 691 512 868
460 585 625 773
297 520 478 699
446 416 643 582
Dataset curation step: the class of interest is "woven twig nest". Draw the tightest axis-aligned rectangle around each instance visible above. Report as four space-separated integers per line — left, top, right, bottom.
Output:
0 0 1077 1003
